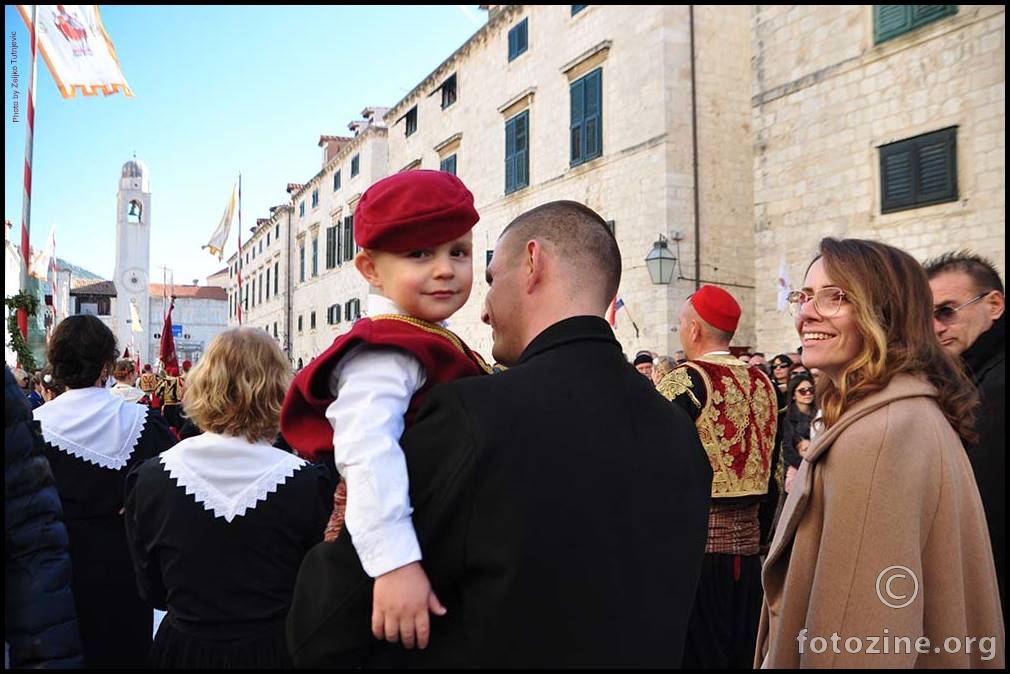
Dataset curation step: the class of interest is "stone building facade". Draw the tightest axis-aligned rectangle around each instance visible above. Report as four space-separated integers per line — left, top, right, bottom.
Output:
226 4 1004 363
753 5 1005 353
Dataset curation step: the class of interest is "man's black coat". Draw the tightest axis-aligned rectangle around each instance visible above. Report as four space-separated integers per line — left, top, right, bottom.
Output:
288 316 712 668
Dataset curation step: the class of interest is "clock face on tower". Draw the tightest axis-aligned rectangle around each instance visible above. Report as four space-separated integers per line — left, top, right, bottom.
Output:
122 267 148 294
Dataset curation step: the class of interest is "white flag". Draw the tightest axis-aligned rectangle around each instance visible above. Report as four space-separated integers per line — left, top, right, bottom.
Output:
16 5 133 98
776 256 791 312
202 182 238 261
130 299 143 333
29 225 57 279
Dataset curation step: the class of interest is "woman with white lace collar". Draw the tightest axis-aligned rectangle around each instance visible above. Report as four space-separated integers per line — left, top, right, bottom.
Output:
33 315 177 668
124 327 332 668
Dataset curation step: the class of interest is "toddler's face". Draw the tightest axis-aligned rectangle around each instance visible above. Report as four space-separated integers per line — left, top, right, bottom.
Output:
367 232 474 323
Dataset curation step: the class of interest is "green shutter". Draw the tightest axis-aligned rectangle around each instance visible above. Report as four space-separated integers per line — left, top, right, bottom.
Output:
570 77 585 163
505 117 517 193
515 112 528 189
584 69 602 160
916 133 956 204
875 5 956 44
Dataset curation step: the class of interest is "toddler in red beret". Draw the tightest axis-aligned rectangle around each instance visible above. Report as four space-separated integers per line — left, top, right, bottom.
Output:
281 170 492 652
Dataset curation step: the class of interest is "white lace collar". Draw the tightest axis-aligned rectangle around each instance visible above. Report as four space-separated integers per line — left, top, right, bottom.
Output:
33 386 149 470
159 432 307 523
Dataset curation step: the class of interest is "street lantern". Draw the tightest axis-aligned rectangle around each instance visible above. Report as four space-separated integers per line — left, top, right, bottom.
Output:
645 234 676 285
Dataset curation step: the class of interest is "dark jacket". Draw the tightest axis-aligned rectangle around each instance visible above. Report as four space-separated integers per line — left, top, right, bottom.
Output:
781 403 814 470
961 313 1004 612
4 367 83 668
288 316 713 668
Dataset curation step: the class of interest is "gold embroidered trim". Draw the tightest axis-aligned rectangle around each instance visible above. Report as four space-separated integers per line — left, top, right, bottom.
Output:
657 367 701 409
370 314 493 374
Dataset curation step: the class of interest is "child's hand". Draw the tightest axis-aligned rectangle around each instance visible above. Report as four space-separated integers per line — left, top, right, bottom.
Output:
372 561 447 650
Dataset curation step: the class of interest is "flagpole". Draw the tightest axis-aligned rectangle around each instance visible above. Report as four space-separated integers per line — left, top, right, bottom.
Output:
622 301 641 340
17 5 39 342
237 173 243 325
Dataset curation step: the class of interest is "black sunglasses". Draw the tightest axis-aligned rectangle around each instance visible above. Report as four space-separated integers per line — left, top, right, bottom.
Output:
934 291 991 325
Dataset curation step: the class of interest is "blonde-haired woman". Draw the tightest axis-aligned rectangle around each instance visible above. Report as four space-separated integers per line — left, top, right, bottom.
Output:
756 238 1003 667
125 328 332 668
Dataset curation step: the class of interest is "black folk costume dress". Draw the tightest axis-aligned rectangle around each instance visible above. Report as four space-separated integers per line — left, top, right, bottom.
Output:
33 386 177 668
124 432 332 668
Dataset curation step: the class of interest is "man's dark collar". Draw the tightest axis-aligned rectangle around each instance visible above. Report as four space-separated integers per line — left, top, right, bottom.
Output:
962 313 1005 373
517 316 618 365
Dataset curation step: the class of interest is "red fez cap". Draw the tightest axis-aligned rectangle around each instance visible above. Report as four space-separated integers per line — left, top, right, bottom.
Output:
354 170 479 252
690 284 741 334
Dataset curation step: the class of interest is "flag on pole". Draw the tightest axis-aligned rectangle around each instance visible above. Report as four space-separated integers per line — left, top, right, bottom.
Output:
607 297 625 328
160 297 178 373
129 298 143 333
202 181 238 260
16 5 133 98
776 256 791 312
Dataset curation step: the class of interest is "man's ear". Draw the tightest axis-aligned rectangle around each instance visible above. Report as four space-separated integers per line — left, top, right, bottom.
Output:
524 240 543 293
985 290 1006 320
355 251 381 289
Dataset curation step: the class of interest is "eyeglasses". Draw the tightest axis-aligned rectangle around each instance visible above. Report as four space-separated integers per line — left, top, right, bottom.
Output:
795 387 814 395
933 291 991 325
787 287 848 317
772 363 791 370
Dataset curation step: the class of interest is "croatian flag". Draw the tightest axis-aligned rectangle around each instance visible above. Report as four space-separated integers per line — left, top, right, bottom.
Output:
607 297 625 328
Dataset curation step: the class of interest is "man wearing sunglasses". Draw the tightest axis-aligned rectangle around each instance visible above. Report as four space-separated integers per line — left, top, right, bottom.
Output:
925 251 1005 619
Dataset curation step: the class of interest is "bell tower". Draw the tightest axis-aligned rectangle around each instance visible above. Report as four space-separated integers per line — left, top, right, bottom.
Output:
114 158 152 364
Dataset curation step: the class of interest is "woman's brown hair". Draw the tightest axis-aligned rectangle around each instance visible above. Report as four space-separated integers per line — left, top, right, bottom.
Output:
812 238 978 442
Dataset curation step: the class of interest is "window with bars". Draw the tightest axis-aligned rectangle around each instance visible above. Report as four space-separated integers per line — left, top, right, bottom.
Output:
879 126 958 214
570 68 602 166
874 5 956 44
505 110 529 194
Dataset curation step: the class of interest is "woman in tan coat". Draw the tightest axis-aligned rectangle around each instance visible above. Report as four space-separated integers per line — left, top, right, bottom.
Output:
757 238 1003 668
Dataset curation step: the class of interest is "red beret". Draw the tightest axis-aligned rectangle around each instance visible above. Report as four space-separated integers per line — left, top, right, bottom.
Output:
690 284 741 334
354 170 479 252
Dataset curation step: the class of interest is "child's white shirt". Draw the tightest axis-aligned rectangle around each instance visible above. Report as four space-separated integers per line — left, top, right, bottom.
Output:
325 294 426 577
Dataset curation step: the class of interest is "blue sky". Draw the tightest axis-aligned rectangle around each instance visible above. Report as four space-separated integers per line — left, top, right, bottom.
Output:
4 5 483 286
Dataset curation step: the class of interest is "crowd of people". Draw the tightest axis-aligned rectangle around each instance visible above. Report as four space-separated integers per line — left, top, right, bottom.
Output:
4 169 1004 668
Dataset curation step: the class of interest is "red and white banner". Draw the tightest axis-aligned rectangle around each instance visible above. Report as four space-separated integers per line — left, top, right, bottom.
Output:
16 5 133 98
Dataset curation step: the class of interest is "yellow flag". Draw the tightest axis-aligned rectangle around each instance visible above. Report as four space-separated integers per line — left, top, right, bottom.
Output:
202 182 238 261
